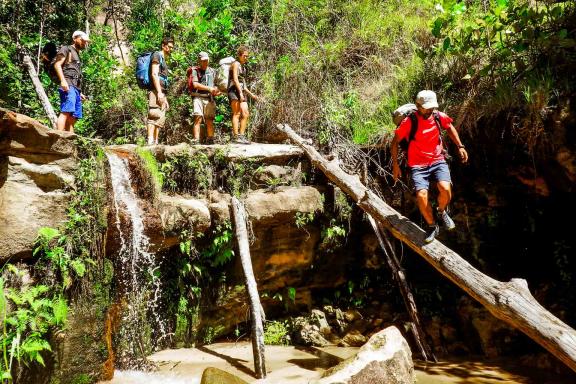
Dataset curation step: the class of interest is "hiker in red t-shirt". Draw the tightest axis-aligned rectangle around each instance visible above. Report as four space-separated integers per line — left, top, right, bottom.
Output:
391 90 469 243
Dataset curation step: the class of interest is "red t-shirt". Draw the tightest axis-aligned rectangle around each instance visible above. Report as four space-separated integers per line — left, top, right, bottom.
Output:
395 111 453 167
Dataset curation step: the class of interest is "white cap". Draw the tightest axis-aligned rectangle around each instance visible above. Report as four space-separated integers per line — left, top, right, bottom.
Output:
72 30 90 41
198 51 209 60
416 90 439 109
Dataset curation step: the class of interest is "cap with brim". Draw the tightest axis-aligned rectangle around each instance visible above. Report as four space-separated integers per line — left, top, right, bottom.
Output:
72 30 90 41
198 51 209 60
416 90 439 109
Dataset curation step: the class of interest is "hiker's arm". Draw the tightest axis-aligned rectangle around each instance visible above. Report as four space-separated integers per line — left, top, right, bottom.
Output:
151 62 165 104
391 133 402 181
243 88 259 101
53 55 68 91
446 123 468 163
231 62 244 102
192 71 218 95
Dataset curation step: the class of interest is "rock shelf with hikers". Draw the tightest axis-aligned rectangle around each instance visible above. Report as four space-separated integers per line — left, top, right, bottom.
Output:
390 90 468 243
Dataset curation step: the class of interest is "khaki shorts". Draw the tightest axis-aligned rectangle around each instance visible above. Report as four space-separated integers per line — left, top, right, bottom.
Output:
193 97 216 119
147 91 167 128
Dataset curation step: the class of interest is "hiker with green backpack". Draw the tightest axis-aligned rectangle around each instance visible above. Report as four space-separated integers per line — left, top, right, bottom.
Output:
135 37 174 145
390 90 468 243
52 30 90 133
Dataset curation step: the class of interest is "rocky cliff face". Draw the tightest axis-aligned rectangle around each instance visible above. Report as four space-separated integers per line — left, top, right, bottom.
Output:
0 108 76 262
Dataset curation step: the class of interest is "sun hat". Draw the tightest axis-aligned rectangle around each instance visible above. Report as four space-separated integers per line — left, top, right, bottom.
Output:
416 90 439 109
72 30 90 41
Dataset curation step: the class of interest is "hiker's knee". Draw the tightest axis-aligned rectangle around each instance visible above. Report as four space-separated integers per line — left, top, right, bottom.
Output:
415 189 429 201
437 181 451 194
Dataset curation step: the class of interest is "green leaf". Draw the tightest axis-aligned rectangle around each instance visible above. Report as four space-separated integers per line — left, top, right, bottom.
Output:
37 227 60 242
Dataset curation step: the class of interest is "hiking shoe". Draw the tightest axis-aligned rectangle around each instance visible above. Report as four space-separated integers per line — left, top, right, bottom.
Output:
205 137 215 145
438 209 456 231
424 223 439 244
237 134 251 144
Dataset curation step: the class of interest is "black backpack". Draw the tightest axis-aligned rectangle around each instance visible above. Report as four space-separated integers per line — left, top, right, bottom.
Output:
41 42 76 84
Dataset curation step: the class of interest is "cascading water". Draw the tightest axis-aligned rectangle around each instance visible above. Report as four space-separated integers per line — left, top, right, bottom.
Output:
106 151 168 367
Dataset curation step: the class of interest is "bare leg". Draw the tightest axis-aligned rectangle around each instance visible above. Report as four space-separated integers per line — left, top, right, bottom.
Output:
436 181 452 212
193 115 203 140
65 116 77 133
239 101 250 135
206 118 214 139
57 113 70 131
153 126 159 145
147 123 155 145
231 100 241 136
416 189 435 225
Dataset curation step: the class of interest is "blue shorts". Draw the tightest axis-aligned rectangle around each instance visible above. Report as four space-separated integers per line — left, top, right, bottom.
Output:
410 161 451 192
59 86 83 119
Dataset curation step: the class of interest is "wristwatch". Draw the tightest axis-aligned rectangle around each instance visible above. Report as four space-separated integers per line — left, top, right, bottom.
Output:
458 145 465 149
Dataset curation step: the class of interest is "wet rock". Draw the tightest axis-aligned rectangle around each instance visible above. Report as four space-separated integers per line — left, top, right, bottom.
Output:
200 367 248 384
313 326 415 384
291 315 331 347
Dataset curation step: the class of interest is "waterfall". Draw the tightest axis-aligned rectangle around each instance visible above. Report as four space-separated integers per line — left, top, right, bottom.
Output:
106 151 167 367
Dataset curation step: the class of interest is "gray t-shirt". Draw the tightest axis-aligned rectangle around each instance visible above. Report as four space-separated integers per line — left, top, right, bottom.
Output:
192 67 215 94
56 45 82 89
150 51 168 90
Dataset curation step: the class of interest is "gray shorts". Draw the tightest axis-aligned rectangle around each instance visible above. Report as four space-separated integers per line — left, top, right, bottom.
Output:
410 161 451 192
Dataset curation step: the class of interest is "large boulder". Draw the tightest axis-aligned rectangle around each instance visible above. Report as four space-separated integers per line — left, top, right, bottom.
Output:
313 326 415 384
157 193 211 248
0 109 76 262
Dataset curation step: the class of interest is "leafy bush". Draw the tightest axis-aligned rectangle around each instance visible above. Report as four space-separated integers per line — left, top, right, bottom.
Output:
264 320 290 345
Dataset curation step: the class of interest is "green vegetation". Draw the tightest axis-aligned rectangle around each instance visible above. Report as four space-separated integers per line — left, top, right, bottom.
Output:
1 137 107 381
264 320 290 345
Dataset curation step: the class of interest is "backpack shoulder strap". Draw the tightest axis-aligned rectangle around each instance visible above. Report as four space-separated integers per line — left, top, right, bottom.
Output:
432 111 444 144
407 112 418 143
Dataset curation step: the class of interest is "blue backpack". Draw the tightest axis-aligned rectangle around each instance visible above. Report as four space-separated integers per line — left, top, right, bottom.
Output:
135 51 167 89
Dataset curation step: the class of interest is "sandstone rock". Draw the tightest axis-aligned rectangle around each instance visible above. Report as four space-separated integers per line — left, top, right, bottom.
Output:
244 186 323 224
0 108 76 160
200 367 248 384
313 326 415 384
158 193 211 248
341 330 368 347
208 190 232 223
0 110 77 262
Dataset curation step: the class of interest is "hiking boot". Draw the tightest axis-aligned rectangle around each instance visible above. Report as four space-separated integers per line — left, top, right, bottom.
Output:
437 209 456 231
205 137 215 145
424 223 439 244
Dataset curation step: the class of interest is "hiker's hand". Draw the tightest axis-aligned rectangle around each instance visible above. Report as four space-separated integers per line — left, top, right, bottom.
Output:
80 93 87 101
210 87 220 96
459 147 468 164
60 81 69 92
157 91 166 105
392 162 401 182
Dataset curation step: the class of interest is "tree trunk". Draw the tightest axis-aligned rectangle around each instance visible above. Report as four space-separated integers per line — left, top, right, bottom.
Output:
22 55 57 129
275 123 576 373
367 214 435 362
231 197 267 379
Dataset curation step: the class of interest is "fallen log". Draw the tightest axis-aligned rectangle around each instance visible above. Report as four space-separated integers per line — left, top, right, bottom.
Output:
276 123 576 373
22 54 57 129
231 197 266 379
367 214 435 362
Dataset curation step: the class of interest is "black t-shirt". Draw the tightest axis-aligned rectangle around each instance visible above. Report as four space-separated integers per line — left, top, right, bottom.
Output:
56 45 82 89
150 51 168 90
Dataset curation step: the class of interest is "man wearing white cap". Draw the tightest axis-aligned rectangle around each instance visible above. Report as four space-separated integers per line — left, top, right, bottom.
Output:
391 90 468 243
54 30 90 132
188 51 220 144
